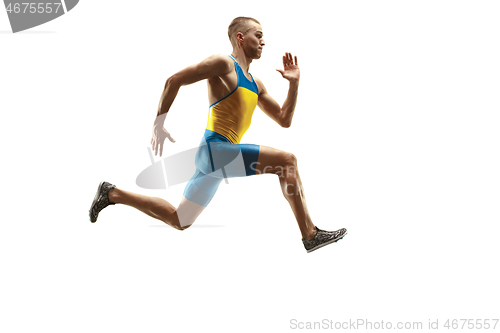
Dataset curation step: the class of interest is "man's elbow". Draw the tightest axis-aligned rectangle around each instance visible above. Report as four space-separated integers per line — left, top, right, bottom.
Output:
278 110 293 128
164 74 182 90
281 119 292 128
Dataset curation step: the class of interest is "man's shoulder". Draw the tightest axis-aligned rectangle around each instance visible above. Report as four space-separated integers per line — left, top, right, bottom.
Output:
205 54 233 65
253 76 265 94
253 76 263 85
201 54 234 75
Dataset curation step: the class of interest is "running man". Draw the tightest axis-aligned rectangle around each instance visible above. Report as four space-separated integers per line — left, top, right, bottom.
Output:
89 17 347 252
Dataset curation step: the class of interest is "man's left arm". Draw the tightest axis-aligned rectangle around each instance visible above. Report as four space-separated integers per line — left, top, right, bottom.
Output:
256 52 300 128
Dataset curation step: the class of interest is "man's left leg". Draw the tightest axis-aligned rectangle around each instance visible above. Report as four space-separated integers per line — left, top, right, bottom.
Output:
251 146 316 239
250 145 347 252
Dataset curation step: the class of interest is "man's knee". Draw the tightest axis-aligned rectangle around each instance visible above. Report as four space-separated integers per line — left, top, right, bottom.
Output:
277 152 298 179
159 209 192 231
168 218 193 231
177 223 192 231
282 152 297 168
173 209 195 231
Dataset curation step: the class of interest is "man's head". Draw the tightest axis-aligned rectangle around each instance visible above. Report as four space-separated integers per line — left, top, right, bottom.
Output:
228 17 265 59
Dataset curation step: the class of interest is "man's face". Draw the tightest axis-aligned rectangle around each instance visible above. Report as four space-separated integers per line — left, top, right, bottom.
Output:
241 24 265 59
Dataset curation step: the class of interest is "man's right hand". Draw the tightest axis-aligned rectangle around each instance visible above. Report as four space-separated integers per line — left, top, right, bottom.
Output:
151 114 175 157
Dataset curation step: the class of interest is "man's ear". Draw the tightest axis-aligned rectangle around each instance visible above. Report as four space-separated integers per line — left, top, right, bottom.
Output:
236 32 244 44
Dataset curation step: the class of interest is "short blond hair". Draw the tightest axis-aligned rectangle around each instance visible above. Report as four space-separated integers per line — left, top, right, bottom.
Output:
228 17 261 47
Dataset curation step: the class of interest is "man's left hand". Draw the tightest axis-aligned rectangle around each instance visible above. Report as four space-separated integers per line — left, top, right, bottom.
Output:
276 52 300 82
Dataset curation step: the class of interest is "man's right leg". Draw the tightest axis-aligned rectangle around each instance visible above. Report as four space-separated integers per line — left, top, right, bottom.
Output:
107 189 205 230
91 134 223 229
103 166 223 229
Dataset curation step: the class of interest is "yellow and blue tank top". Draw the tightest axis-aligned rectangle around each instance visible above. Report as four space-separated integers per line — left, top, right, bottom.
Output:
206 55 259 144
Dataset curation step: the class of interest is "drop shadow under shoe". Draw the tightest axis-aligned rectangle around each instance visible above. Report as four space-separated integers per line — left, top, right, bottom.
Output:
89 181 116 223
303 227 347 253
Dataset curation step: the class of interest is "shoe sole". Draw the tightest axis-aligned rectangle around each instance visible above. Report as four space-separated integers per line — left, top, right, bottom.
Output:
89 181 105 223
307 231 348 253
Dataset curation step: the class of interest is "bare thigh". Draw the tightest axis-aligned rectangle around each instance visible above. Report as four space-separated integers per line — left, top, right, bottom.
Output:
253 145 297 175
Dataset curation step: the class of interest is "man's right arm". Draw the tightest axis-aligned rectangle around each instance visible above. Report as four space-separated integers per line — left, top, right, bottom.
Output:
152 55 232 156
156 54 233 117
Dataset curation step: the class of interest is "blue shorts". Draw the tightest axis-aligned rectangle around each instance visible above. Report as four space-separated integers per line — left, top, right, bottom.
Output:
183 130 260 207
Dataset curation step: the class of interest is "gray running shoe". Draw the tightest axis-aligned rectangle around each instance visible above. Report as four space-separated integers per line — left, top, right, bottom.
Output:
89 181 116 223
303 227 347 253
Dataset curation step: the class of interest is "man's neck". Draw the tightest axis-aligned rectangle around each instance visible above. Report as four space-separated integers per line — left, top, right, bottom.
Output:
231 49 252 73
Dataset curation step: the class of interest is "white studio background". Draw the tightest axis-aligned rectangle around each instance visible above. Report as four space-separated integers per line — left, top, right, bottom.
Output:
1 1 499 332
